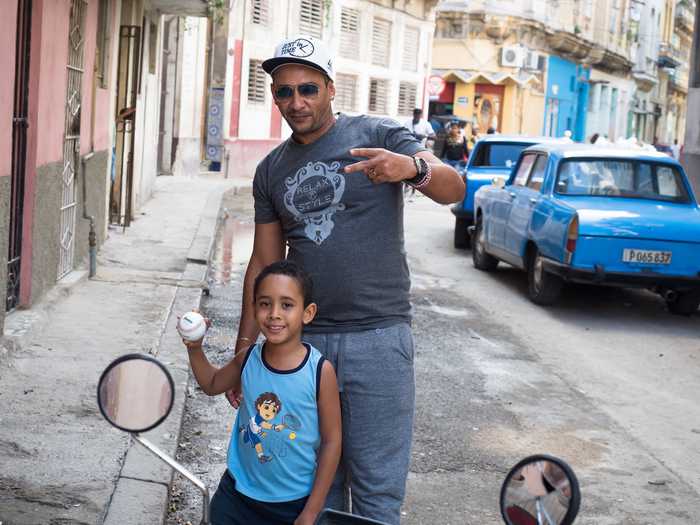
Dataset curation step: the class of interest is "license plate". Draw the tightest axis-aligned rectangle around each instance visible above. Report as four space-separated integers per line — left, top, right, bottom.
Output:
622 249 672 265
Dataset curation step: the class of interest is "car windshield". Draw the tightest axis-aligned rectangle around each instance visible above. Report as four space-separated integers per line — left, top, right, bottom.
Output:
471 143 530 169
555 159 690 203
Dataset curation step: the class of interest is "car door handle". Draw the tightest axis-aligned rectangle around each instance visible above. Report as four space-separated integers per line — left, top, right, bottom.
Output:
508 192 516 199
529 198 538 205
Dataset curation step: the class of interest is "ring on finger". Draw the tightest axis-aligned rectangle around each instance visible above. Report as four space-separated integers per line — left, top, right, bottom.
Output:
368 167 376 177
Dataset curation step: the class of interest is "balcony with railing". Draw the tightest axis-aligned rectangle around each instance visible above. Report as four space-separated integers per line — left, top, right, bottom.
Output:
632 56 659 91
669 66 690 94
675 2 695 33
150 0 208 16
658 41 682 68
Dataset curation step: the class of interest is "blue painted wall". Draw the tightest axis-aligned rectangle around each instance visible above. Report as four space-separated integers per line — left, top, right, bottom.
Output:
544 56 590 141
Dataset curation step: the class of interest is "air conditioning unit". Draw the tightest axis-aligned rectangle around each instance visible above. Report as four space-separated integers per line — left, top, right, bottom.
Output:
500 46 524 68
524 51 544 71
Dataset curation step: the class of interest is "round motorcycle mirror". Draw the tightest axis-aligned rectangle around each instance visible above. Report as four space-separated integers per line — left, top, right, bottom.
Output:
500 455 580 525
97 353 175 434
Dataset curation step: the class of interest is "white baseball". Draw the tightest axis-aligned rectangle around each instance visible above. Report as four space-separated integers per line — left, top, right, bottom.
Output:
178 311 207 341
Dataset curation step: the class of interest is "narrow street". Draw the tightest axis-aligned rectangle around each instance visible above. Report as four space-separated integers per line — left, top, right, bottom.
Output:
167 190 700 525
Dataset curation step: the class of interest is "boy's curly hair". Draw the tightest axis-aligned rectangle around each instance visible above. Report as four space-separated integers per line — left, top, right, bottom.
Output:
253 260 314 306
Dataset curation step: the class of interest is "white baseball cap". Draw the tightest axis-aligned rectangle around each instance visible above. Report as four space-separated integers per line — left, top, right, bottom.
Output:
262 35 335 81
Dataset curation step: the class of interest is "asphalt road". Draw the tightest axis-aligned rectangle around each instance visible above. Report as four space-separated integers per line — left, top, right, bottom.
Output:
167 190 700 525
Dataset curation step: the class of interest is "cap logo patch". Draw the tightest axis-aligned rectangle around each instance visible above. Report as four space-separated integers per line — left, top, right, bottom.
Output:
282 38 314 58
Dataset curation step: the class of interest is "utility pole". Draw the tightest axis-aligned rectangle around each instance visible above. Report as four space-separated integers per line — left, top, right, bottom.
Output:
682 1 700 193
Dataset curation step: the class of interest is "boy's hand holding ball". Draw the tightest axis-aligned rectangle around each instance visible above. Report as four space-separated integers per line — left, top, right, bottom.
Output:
177 311 210 350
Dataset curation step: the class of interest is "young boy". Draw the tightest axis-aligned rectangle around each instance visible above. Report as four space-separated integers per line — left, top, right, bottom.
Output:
181 260 341 525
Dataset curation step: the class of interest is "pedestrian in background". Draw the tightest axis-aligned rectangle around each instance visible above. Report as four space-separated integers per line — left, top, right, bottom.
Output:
671 139 681 160
404 107 435 148
437 122 469 170
228 34 465 525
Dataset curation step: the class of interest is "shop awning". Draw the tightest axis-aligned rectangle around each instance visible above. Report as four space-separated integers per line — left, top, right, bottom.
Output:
432 69 539 87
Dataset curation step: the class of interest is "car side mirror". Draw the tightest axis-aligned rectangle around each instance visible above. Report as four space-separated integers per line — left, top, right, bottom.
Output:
492 177 506 189
500 455 580 525
98 353 174 433
97 354 211 524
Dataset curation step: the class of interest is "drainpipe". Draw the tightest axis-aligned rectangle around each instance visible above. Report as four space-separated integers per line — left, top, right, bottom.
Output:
81 151 97 278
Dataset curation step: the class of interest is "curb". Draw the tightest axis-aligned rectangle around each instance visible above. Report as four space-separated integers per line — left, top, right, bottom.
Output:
103 185 232 525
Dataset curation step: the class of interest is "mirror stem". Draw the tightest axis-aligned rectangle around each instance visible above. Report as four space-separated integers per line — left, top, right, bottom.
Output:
133 434 210 525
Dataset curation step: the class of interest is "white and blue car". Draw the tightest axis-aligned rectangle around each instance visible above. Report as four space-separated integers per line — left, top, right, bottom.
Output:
470 143 700 314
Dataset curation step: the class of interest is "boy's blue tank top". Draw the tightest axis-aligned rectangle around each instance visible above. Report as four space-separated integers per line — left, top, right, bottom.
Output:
227 342 324 502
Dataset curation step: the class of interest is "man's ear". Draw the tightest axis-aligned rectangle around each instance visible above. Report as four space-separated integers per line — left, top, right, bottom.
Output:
327 80 335 101
302 303 317 324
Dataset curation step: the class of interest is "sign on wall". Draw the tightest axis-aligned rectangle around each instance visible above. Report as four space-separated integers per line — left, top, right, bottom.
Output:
206 87 225 162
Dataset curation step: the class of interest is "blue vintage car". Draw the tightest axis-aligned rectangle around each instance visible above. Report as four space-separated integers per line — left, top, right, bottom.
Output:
470 143 700 314
451 135 567 248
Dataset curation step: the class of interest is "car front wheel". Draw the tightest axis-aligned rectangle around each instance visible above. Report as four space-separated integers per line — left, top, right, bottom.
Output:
667 288 700 316
527 248 563 305
472 218 498 271
454 217 470 249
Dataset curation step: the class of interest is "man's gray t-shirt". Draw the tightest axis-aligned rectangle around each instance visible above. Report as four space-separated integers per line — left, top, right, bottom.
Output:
253 114 425 333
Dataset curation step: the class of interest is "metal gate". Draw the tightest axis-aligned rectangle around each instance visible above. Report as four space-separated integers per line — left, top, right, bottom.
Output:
110 25 141 227
7 0 33 311
58 0 87 280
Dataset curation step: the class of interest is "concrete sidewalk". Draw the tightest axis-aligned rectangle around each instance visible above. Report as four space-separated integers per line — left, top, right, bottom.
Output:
0 172 250 525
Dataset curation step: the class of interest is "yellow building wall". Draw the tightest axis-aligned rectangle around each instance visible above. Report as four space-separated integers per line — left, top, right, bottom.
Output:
501 83 518 133
452 82 475 120
432 39 500 70
522 91 546 136
433 37 546 136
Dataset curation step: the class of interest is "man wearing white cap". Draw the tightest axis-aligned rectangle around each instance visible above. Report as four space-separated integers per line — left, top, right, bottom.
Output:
230 35 465 524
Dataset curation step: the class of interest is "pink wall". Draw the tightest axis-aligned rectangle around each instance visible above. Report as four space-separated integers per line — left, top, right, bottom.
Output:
34 0 70 166
92 0 119 152
0 0 19 177
229 39 243 138
225 139 283 179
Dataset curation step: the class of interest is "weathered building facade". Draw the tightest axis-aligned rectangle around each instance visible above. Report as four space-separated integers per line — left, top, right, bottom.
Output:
223 0 439 177
1 0 207 334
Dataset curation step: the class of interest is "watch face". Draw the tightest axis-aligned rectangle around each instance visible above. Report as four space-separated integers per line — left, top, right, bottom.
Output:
417 157 427 176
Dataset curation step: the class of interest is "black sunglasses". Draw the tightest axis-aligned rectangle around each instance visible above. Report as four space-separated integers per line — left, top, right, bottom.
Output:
274 83 320 99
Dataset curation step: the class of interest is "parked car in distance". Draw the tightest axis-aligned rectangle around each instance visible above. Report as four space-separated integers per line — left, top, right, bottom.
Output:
470 143 700 314
451 135 568 249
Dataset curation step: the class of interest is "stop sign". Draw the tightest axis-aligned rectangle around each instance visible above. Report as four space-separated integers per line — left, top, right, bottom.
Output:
428 75 446 96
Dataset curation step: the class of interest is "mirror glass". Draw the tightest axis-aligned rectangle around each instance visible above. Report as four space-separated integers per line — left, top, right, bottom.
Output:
97 354 174 433
501 457 578 525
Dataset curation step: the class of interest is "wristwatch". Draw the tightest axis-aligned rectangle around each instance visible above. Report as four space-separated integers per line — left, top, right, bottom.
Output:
407 156 432 188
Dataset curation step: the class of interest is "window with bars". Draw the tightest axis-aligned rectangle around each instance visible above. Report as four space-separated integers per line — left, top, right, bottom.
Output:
340 7 360 59
300 0 323 38
371 18 392 67
368 78 389 114
252 0 269 25
247 59 266 104
402 27 419 72
397 82 417 116
334 73 358 112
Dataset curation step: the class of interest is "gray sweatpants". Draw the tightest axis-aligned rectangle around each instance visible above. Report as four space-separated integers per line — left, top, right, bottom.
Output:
303 323 415 525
